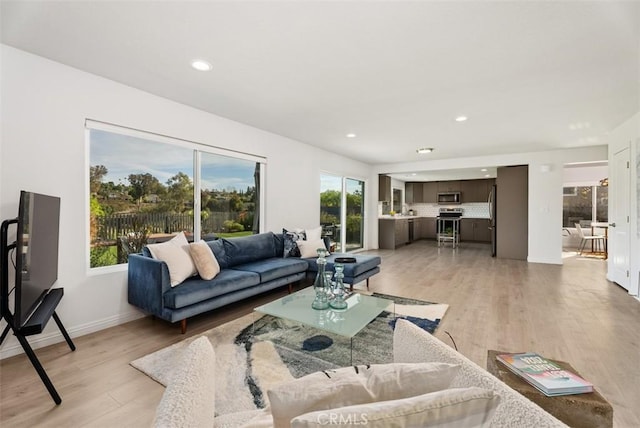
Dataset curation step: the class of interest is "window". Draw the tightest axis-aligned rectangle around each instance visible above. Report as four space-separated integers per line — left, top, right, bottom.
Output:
320 174 365 252
88 122 264 268
563 185 608 228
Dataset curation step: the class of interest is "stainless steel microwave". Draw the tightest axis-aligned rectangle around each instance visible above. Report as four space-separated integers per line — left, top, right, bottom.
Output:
437 192 461 204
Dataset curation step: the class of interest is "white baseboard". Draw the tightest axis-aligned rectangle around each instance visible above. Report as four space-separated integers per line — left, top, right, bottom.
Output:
0 311 146 360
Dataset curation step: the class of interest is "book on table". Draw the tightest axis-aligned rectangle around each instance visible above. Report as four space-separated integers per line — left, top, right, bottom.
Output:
496 352 593 397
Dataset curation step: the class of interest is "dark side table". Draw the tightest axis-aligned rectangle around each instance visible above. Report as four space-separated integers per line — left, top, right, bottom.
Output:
487 350 613 428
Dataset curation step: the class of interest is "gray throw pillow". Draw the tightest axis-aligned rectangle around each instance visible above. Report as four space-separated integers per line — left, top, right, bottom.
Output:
283 228 305 258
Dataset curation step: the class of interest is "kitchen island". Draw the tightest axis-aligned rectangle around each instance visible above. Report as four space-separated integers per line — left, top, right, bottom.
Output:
378 215 490 249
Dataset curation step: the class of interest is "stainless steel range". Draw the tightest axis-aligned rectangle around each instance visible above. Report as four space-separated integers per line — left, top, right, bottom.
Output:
438 207 464 218
437 208 463 248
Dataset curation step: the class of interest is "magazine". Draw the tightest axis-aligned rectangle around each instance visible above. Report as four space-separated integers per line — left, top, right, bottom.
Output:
496 352 593 396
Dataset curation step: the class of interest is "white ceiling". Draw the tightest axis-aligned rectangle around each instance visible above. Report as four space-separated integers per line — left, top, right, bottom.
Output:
2 1 638 166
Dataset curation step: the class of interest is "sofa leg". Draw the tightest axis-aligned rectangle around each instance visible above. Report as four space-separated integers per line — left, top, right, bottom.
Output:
288 283 293 294
181 319 187 334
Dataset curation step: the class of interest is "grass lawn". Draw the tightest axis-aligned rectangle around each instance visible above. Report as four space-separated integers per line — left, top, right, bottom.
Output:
215 231 254 238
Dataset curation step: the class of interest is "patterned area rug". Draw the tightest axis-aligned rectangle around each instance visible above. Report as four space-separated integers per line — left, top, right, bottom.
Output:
130 292 448 417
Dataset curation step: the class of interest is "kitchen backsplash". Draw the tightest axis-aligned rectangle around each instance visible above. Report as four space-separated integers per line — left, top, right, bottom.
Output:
378 202 490 218
411 202 490 218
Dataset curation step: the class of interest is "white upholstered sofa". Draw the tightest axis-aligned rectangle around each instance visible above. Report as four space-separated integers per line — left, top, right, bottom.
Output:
153 319 567 428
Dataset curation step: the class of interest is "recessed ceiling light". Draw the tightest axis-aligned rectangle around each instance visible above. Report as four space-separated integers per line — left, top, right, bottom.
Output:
191 59 213 71
481 168 488 172
416 148 434 154
412 173 417 176
484 174 491 178
455 116 468 122
346 133 357 138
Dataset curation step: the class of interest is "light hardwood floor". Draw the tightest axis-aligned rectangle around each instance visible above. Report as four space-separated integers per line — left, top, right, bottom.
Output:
1 240 639 427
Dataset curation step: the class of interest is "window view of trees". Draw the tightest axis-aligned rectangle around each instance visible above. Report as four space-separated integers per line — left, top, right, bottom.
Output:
89 129 260 268
562 185 608 228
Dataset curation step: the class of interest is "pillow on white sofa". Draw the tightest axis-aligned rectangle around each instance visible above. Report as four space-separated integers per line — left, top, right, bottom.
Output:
267 362 460 428
291 386 501 428
153 336 215 428
189 240 220 280
147 232 197 287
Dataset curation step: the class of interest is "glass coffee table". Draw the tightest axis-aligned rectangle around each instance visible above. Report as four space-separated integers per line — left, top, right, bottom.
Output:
255 287 394 364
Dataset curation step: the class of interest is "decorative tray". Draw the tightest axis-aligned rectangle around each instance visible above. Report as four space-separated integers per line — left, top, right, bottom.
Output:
334 257 357 263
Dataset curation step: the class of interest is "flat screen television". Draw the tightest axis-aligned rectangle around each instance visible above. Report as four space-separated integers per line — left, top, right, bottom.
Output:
15 191 61 328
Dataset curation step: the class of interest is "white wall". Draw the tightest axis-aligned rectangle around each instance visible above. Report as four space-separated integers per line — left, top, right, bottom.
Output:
0 45 372 358
607 111 640 297
563 164 608 186
370 146 608 264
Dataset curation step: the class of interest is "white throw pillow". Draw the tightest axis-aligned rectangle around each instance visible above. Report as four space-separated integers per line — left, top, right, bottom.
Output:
291 387 501 428
189 240 221 280
297 239 328 258
147 232 197 287
305 226 323 242
267 363 460 428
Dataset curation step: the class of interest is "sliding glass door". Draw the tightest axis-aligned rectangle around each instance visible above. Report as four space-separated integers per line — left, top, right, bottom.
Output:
320 174 365 252
345 178 365 251
320 174 343 252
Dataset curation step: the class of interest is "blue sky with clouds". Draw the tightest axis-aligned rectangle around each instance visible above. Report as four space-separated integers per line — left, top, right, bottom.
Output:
91 130 257 191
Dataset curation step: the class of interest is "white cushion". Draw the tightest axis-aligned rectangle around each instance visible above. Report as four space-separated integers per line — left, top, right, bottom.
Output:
291 387 500 428
189 240 220 280
147 232 197 287
297 239 328 258
267 363 460 428
153 336 216 428
305 226 323 241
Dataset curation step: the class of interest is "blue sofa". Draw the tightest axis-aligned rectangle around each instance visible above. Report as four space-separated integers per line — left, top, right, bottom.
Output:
127 231 381 333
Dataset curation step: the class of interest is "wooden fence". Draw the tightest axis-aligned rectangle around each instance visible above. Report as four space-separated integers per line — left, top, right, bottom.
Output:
96 212 241 241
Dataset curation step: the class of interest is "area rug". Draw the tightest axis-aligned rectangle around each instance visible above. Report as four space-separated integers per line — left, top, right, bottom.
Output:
130 292 448 417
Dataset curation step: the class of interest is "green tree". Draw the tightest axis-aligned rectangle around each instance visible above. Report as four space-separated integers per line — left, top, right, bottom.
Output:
164 172 193 213
89 195 105 242
229 192 243 212
90 165 108 194
320 190 341 207
128 173 162 209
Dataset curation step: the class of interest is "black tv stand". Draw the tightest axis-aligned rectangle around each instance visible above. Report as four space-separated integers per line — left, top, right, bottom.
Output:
1 219 76 405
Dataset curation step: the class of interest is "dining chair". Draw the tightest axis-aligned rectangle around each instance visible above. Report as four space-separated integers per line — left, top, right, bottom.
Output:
574 223 606 256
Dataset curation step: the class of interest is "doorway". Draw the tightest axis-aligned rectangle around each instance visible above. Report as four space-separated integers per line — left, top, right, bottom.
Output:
562 162 608 257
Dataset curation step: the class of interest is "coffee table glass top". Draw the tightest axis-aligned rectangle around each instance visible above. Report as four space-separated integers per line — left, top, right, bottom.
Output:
255 287 393 338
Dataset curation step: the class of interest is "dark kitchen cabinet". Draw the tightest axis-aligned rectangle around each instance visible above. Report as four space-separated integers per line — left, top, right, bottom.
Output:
421 217 437 239
379 219 409 249
460 219 474 242
422 182 438 203
461 179 494 203
475 219 491 242
460 218 491 242
395 219 409 245
406 182 425 203
438 180 461 192
379 175 391 202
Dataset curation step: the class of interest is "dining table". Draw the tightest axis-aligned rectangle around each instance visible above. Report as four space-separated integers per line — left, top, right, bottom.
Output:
590 222 609 259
